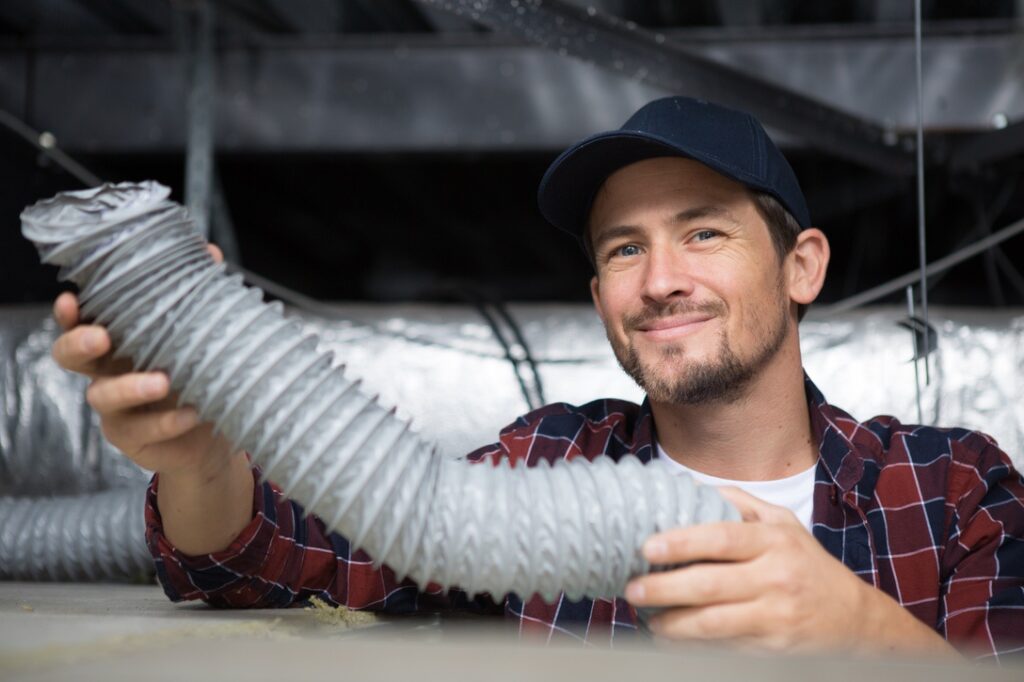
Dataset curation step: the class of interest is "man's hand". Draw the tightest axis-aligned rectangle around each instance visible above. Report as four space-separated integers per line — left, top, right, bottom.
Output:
51 243 255 556
625 487 959 657
50 244 238 479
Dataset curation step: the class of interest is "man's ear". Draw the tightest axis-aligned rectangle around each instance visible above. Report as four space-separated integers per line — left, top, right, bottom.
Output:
787 228 830 306
589 275 606 324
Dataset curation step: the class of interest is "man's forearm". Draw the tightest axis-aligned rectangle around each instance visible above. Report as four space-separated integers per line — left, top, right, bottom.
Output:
156 450 255 556
856 582 962 658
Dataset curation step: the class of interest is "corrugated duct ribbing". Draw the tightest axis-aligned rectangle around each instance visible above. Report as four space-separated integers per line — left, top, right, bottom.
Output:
19 181 737 600
0 487 150 581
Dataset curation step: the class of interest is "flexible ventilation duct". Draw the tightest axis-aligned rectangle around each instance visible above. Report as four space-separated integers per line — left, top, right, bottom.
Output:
0 486 151 581
20 181 737 601
5 306 1023 583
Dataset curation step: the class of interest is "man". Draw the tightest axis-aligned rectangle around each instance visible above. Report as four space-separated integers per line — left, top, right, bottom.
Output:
51 97 1023 658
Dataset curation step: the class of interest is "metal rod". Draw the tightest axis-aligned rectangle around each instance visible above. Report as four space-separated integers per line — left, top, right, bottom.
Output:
183 0 215 239
209 172 243 265
815 215 1024 316
906 285 924 424
914 0 930 384
0 109 103 187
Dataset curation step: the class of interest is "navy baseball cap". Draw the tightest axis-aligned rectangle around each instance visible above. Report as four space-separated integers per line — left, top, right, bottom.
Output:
537 96 811 239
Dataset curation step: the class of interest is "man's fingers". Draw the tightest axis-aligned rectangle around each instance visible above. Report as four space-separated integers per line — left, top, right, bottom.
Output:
53 291 81 330
717 486 800 525
206 243 223 263
626 561 760 608
103 406 201 454
641 490 805 565
647 601 760 642
86 373 170 413
642 521 770 565
52 325 112 374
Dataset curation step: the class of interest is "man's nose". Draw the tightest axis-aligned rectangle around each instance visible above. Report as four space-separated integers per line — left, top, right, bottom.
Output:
640 246 695 304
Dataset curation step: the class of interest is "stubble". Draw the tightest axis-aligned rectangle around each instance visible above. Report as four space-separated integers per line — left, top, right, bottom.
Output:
610 285 790 405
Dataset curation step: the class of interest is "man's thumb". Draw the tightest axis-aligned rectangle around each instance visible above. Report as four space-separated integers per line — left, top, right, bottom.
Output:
717 486 798 525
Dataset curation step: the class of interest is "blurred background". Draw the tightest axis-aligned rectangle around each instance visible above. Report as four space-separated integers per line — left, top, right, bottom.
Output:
2 0 1023 309
1 0 1023 619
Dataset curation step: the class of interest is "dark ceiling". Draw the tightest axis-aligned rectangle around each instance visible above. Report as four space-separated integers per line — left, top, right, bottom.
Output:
2 0 1023 308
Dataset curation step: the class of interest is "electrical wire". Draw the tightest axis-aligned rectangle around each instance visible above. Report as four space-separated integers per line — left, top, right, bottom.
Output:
491 299 547 407
233 264 551 361
449 283 545 412
914 0 930 384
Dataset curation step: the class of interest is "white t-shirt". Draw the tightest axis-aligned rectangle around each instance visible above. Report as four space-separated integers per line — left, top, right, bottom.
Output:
655 442 816 531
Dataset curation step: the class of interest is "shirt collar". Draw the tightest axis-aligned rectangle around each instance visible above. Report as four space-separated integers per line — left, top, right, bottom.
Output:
634 373 871 494
804 374 871 493
631 398 657 464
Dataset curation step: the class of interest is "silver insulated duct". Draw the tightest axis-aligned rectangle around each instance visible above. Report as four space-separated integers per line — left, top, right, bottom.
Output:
0 487 151 581
18 181 738 601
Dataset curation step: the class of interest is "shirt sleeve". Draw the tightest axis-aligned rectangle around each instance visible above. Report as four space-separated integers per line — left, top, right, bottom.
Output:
145 466 499 615
939 440 1024 661
464 401 594 466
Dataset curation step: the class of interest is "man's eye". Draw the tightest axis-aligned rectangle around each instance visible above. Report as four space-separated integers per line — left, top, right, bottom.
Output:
613 244 641 258
693 230 719 242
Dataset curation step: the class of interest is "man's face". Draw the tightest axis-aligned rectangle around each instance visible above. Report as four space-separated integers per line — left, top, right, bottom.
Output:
588 157 794 405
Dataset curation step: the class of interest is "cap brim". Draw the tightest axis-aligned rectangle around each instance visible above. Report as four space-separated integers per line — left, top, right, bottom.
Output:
537 131 689 238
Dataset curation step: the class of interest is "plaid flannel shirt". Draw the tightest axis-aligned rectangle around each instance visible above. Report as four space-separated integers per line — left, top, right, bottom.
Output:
146 376 1024 658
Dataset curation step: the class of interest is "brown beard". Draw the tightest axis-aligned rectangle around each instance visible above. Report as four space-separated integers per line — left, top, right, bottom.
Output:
609 288 790 405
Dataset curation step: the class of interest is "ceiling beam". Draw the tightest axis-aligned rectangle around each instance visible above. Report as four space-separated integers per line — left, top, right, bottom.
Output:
416 0 917 174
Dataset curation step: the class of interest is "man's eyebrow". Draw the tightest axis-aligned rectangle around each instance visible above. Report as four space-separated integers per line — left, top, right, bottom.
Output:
673 205 742 225
590 206 741 250
590 224 642 249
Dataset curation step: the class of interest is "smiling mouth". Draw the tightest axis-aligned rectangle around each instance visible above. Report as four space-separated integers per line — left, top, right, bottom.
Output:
634 315 714 341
